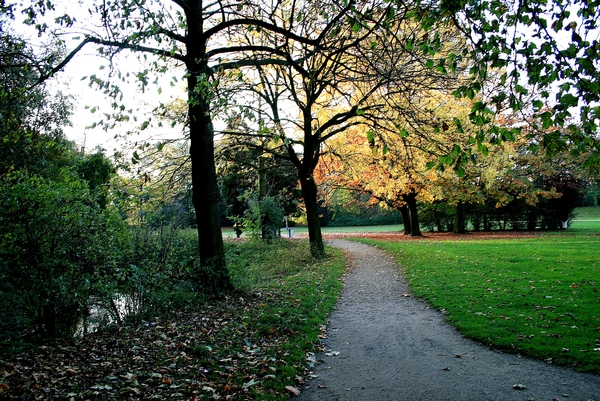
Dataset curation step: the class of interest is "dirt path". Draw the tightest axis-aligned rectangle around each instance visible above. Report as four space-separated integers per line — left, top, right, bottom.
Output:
295 239 600 401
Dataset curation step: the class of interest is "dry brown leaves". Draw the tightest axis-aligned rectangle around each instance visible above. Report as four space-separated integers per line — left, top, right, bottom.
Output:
320 230 548 242
0 292 300 400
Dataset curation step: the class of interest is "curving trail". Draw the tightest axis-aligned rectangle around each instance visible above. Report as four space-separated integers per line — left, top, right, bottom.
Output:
295 239 600 401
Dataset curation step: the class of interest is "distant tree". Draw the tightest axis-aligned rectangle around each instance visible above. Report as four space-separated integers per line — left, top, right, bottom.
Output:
76 151 117 209
217 119 301 238
0 22 74 179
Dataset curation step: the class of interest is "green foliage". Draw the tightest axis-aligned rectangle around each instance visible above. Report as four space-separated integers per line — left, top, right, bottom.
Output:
582 183 600 206
0 23 74 179
218 138 302 226
419 201 456 232
359 233 600 373
409 0 600 172
326 190 403 227
0 171 124 339
75 151 116 208
234 191 285 240
98 227 205 323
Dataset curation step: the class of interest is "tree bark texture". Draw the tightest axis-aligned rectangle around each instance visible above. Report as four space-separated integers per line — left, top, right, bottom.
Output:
399 205 412 235
185 2 231 288
454 201 466 234
300 174 325 258
403 192 422 237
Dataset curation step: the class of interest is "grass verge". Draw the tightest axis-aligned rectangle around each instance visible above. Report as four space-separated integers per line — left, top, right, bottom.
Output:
356 231 600 374
223 239 345 399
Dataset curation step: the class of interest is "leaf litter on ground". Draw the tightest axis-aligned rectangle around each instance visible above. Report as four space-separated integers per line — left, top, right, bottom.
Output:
0 293 320 400
1 240 345 400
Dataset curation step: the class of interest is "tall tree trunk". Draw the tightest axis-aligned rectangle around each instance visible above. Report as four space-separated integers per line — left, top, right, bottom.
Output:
186 5 231 289
258 156 271 239
403 192 421 237
454 201 466 234
527 211 537 230
435 212 444 232
299 174 325 258
296 104 324 258
399 204 412 235
188 99 231 288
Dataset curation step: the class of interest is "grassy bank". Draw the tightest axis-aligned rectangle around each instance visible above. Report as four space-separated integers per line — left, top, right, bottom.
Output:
357 227 600 373
0 240 345 400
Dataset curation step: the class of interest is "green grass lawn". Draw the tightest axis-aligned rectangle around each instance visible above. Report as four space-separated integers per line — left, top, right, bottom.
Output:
571 206 600 231
355 211 600 373
222 224 406 238
223 207 600 374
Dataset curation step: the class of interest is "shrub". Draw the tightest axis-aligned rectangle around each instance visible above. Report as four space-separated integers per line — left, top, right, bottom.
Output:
0 171 123 340
235 192 285 240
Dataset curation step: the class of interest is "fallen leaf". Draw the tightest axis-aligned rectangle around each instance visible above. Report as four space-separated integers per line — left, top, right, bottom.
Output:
120 372 135 381
242 378 259 389
119 387 140 395
513 384 527 390
442 366 451 371
285 385 301 396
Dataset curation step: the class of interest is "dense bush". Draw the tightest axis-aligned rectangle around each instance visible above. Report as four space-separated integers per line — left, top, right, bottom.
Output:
85 227 205 331
231 192 285 240
0 171 124 340
327 200 403 227
0 170 217 342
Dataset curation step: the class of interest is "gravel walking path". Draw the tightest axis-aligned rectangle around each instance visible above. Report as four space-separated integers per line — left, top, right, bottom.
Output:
295 239 600 401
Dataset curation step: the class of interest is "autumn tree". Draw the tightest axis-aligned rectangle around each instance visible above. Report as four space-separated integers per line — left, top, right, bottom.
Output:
218 5 467 252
